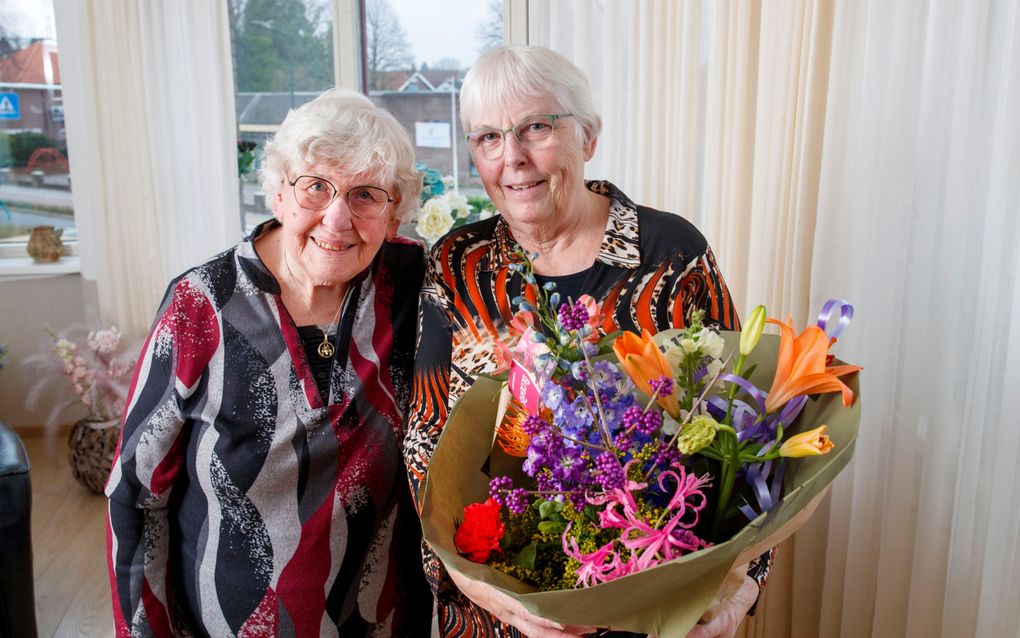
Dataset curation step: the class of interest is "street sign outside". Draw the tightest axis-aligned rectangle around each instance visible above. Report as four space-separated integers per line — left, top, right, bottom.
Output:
415 121 451 149
0 92 19 120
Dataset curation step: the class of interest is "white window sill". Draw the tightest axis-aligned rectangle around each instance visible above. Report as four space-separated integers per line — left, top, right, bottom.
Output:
0 255 81 279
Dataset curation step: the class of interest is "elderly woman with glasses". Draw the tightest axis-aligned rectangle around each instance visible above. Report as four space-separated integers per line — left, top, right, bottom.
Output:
405 46 769 638
107 89 432 636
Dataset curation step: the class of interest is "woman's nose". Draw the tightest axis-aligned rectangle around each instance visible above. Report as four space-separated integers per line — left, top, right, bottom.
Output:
320 193 354 231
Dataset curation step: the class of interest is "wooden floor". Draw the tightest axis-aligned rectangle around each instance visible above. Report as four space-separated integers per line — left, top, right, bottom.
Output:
23 433 114 638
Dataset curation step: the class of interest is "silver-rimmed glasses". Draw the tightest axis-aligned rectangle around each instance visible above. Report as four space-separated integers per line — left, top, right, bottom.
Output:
288 175 394 219
465 113 574 160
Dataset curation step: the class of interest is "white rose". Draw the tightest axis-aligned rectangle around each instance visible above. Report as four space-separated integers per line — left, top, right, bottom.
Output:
477 208 495 220
444 192 471 219
697 329 725 359
417 198 455 243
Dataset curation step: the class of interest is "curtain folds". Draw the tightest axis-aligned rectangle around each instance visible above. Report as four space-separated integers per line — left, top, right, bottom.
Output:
530 1 1020 636
53 0 239 337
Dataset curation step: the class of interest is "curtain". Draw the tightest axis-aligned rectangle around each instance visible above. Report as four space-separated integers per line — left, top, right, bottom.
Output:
53 0 239 337
528 0 1020 636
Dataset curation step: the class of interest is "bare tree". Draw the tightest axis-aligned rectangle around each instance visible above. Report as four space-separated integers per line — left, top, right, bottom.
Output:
476 0 502 55
365 0 413 89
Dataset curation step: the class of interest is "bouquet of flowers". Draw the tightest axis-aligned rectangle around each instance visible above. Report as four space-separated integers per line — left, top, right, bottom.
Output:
24 325 136 432
420 253 862 635
414 162 497 244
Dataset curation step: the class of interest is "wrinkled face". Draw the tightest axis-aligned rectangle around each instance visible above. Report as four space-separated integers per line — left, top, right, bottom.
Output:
272 163 399 287
468 95 596 228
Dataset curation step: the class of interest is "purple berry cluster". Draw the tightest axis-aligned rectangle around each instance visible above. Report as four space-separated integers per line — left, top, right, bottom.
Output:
489 475 513 503
595 451 625 490
649 375 675 397
557 300 590 332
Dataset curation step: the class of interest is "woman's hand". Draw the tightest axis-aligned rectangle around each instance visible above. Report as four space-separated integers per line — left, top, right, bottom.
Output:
684 570 760 638
447 568 596 638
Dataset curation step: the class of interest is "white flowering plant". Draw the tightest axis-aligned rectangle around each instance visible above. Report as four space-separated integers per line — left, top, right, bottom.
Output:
24 324 137 430
414 165 497 244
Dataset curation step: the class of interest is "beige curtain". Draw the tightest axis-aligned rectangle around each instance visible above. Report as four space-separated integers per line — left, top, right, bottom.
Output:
53 0 239 337
528 0 1020 636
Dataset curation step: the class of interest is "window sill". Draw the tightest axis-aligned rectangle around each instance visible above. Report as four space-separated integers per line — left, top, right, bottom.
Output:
0 255 81 279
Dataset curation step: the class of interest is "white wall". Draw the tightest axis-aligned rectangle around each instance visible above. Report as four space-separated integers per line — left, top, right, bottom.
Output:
0 274 91 428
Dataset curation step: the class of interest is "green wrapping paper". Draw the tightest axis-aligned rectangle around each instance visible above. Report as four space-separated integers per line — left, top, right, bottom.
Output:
420 330 862 636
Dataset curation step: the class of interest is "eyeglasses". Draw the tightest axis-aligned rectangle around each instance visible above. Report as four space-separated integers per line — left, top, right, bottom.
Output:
287 175 394 219
465 113 573 160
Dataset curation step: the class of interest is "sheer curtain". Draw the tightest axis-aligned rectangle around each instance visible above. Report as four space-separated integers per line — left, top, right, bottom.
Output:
54 0 239 337
528 0 1020 635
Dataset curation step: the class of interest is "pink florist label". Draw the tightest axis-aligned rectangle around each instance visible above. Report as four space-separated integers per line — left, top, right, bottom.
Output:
508 359 542 414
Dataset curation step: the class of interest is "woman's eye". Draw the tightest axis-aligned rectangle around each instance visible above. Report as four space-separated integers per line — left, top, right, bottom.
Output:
479 131 501 143
307 181 328 193
526 121 552 133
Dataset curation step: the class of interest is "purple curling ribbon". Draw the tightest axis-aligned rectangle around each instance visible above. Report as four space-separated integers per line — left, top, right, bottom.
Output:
817 298 854 339
719 373 768 414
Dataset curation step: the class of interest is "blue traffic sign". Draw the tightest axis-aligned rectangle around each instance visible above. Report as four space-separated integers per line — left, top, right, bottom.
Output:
0 92 20 120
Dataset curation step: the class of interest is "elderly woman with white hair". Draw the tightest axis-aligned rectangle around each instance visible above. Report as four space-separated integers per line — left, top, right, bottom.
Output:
107 89 432 636
405 46 769 638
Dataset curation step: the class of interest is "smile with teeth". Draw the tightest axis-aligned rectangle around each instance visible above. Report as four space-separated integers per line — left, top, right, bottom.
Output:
312 237 352 252
506 181 543 191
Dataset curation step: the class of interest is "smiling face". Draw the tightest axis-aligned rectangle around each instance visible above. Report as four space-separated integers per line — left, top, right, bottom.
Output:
469 95 597 230
271 163 399 287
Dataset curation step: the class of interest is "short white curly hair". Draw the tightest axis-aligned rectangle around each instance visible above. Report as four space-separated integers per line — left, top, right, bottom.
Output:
259 89 421 223
460 45 602 146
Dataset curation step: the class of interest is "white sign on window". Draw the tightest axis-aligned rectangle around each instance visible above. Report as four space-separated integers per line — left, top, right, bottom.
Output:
416 122 451 149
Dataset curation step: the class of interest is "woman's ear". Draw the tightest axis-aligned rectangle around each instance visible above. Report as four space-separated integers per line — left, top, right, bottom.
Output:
583 133 598 161
386 214 400 240
271 190 284 220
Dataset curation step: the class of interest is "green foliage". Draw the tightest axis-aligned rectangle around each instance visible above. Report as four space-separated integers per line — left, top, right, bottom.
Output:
466 194 496 213
230 0 333 94
0 131 58 167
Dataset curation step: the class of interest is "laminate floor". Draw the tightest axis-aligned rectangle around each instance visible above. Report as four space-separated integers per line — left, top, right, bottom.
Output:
23 432 113 637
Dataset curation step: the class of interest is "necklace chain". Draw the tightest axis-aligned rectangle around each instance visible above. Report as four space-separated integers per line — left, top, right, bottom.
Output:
281 245 344 359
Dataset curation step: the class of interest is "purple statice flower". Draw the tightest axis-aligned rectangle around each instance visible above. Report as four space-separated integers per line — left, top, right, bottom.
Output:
570 360 589 382
591 360 623 387
541 381 566 411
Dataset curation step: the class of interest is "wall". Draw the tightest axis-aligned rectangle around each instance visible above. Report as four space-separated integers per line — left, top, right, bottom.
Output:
0 273 89 428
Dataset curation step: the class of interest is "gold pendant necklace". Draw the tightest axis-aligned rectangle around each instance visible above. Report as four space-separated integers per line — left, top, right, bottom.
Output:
281 245 344 359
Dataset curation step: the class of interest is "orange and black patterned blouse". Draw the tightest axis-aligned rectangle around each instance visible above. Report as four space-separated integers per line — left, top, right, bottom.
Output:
404 181 750 637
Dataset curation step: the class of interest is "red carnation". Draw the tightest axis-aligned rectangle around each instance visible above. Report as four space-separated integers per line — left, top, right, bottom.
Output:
454 498 505 563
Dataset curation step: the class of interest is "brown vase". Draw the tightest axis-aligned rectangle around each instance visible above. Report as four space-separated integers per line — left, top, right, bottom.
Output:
26 225 64 263
67 418 120 494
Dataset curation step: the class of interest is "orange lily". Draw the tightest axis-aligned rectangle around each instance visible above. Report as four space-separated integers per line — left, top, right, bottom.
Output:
765 317 863 414
779 425 835 457
613 330 681 418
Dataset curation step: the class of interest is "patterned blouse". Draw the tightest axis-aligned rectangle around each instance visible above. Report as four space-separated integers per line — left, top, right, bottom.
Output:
107 221 432 637
404 181 764 637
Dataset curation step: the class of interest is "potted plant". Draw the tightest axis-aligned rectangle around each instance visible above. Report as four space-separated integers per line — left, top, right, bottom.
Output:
24 325 136 493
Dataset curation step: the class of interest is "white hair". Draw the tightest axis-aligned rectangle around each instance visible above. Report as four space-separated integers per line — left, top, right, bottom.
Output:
259 88 421 223
459 45 602 146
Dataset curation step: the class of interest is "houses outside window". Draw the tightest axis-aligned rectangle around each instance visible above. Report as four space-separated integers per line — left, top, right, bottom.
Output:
0 0 75 253
229 0 502 231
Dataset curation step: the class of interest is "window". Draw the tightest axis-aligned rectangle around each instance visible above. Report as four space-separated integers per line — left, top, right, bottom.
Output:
227 0 503 233
228 0 337 230
0 0 76 254
365 0 502 200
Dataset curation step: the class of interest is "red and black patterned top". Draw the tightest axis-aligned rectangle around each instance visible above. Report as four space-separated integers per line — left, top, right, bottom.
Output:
106 221 432 637
404 181 751 637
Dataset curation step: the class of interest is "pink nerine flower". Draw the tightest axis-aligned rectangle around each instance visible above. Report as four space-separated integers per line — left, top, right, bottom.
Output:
562 462 711 587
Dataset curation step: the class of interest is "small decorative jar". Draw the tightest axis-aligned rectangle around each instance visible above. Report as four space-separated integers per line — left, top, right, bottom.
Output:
26 225 64 263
